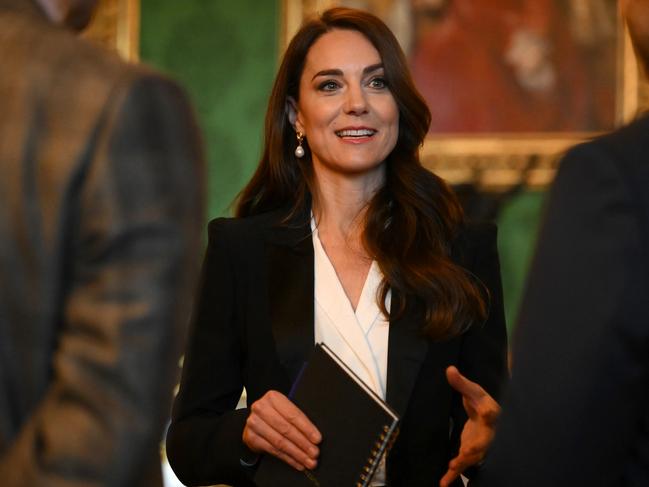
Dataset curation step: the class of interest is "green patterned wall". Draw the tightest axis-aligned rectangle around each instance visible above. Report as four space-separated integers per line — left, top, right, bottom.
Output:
496 191 546 337
140 0 279 219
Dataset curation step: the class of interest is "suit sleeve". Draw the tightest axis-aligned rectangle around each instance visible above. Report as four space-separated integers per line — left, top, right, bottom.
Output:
0 74 204 486
450 223 509 476
481 143 649 486
166 219 257 487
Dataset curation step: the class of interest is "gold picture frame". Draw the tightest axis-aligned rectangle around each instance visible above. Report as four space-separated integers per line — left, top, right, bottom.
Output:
281 0 648 190
82 0 140 62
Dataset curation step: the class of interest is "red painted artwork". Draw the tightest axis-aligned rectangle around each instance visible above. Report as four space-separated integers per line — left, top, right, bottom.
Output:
407 0 617 133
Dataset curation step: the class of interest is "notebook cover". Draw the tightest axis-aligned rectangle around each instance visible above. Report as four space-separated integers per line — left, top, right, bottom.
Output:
254 343 399 487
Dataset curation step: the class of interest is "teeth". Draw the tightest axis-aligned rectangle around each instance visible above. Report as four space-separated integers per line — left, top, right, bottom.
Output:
336 129 376 137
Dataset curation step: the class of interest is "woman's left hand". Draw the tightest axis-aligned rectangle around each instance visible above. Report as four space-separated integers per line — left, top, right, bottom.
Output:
440 366 501 487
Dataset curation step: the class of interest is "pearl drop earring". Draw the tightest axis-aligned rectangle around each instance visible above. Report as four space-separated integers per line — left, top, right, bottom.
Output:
295 131 305 158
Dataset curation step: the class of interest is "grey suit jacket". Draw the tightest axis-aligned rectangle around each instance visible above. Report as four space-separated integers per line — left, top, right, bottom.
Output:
0 1 204 485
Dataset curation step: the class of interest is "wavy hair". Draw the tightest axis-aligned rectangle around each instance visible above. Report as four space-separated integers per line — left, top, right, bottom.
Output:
236 7 487 340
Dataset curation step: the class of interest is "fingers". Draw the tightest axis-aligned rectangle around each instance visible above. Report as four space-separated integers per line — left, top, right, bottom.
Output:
441 366 500 486
439 465 461 487
440 448 483 487
243 428 305 471
243 390 321 470
446 366 485 402
446 366 501 423
450 447 483 472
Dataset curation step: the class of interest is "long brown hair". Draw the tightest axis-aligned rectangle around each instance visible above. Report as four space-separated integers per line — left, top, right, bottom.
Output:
236 7 487 340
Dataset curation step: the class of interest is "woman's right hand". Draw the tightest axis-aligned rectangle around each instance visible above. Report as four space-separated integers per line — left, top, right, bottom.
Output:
243 390 322 471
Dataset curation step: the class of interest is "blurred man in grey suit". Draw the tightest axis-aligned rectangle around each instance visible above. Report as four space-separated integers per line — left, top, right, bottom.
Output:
481 1 649 485
0 0 204 485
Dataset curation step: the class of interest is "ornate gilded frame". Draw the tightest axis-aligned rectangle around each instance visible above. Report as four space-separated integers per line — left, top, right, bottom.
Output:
82 0 140 61
281 0 648 190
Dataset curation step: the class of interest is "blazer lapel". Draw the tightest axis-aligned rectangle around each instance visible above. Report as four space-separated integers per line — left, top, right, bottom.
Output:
386 298 428 417
264 210 430 413
265 217 315 384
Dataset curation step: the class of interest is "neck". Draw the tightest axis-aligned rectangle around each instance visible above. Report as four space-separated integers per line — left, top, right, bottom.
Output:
311 163 385 243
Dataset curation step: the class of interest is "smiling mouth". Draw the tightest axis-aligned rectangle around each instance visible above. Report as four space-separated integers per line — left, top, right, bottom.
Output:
335 128 377 138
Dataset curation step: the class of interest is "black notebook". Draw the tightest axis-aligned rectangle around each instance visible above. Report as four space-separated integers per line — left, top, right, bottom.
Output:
254 343 400 487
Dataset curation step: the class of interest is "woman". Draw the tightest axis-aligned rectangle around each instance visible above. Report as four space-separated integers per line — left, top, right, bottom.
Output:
166 7 507 487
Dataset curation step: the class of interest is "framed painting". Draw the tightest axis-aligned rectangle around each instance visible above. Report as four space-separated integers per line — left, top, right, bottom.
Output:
82 0 140 62
281 0 648 189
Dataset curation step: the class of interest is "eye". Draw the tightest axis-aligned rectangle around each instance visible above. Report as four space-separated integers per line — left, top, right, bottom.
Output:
318 80 340 91
368 77 388 89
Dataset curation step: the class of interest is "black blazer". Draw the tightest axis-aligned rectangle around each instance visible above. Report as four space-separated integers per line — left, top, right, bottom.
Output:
481 114 649 487
167 208 507 487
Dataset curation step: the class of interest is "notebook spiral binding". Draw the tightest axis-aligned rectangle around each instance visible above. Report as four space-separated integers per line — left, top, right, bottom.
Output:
355 423 400 487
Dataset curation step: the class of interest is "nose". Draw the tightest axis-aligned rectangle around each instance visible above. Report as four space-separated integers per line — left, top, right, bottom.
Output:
343 84 368 115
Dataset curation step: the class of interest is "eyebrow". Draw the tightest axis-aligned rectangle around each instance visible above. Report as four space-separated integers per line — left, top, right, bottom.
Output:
311 63 384 81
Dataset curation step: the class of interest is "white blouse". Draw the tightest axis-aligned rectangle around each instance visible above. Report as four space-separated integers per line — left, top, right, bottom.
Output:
311 221 390 486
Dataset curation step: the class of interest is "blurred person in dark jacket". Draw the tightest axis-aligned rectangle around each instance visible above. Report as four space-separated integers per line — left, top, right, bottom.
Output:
480 0 649 485
0 0 204 485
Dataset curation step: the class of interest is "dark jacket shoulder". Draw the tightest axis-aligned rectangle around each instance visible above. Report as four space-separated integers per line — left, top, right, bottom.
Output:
207 211 497 258
597 112 649 155
562 113 649 173
207 207 310 247
208 209 286 236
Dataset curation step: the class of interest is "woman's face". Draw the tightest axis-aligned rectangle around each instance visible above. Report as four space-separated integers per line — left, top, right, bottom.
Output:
289 29 399 178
